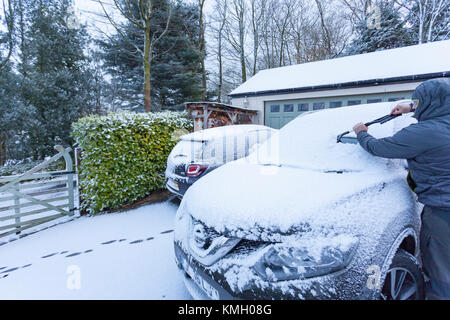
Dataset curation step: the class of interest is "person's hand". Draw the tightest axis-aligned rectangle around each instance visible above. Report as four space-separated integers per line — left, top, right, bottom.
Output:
390 103 411 115
353 122 368 135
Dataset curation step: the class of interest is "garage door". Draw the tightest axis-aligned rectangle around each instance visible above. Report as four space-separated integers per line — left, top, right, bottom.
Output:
265 102 309 129
264 92 412 129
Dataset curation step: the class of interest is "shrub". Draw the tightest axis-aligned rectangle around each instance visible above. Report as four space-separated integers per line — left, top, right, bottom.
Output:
72 111 192 214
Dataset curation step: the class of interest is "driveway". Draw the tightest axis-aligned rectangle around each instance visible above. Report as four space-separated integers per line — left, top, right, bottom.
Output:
0 199 192 299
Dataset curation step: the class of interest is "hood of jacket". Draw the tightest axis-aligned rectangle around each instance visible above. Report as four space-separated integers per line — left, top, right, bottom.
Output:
412 78 450 121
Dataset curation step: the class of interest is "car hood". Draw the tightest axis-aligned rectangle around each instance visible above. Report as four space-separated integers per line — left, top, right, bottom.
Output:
181 161 414 240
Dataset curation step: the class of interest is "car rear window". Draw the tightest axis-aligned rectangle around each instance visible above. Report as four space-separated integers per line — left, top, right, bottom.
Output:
171 140 204 160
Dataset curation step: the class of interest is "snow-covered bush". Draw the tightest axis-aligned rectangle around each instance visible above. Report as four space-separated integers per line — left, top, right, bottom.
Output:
72 111 192 214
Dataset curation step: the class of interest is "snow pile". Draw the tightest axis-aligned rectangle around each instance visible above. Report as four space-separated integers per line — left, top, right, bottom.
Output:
231 40 450 95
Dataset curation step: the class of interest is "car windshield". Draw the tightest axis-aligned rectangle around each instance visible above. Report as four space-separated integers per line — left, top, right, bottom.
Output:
247 102 416 172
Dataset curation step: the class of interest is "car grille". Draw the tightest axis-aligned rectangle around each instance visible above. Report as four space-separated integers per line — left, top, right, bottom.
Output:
229 239 270 255
174 164 186 176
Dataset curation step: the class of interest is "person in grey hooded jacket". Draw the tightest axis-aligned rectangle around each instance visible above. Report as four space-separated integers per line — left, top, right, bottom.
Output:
353 78 450 299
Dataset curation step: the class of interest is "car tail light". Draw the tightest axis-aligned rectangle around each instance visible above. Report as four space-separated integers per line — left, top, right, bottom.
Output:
186 164 208 177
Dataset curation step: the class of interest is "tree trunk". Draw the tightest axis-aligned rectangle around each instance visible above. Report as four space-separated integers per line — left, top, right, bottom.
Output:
199 0 207 101
144 27 152 113
0 135 5 166
218 33 223 103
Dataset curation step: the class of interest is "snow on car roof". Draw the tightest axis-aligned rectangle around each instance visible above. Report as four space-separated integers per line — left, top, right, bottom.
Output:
248 101 417 172
181 124 275 142
230 40 450 96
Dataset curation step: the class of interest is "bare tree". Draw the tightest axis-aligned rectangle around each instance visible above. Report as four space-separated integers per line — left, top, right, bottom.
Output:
248 0 265 75
207 0 352 96
210 0 228 102
387 0 449 43
403 0 448 43
198 0 207 100
226 0 247 83
276 0 295 67
97 0 172 112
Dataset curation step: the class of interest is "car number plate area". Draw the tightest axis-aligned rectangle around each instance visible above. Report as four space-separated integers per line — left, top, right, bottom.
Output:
180 256 219 300
167 179 179 191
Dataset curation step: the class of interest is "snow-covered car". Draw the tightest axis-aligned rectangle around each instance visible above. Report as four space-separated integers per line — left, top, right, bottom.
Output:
174 102 425 300
165 125 276 198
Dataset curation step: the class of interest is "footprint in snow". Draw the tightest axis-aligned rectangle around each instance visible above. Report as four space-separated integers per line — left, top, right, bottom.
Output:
160 230 174 234
84 249 93 254
146 237 154 241
21 264 32 269
65 252 82 258
101 240 117 245
1 267 18 274
130 240 144 244
41 252 59 259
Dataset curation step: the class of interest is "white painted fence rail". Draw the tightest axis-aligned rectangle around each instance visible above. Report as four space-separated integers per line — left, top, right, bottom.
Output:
0 145 76 238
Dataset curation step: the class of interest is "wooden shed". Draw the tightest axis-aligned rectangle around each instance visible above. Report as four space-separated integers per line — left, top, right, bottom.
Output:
185 102 259 132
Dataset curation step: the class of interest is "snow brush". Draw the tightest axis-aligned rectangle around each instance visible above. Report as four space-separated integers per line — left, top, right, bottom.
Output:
336 113 401 143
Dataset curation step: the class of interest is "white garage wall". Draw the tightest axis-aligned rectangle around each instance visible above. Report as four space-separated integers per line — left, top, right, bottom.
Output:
231 82 423 125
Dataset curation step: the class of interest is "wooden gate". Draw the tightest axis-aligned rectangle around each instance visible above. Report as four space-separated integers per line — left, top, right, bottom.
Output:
0 145 77 238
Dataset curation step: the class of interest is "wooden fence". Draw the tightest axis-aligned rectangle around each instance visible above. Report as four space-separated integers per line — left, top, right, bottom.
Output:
0 145 77 238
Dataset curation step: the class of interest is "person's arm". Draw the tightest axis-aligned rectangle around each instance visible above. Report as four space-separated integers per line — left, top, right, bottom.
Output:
390 100 418 115
355 125 427 159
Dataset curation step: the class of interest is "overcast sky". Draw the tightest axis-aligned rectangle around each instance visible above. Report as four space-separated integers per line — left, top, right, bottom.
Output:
74 0 215 36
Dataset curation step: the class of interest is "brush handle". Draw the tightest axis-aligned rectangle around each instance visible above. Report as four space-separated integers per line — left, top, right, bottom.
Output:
365 113 401 127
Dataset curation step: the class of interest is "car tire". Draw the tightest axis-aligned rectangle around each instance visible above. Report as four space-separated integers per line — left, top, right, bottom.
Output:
380 249 425 300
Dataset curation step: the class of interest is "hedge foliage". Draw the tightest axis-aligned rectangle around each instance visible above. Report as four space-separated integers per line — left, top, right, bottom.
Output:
72 111 192 214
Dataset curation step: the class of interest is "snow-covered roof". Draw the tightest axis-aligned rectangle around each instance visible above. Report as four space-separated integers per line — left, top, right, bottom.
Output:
230 40 450 97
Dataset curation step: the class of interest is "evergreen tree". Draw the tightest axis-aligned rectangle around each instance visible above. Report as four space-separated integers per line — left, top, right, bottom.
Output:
99 0 203 112
345 2 414 55
0 64 24 164
19 0 104 159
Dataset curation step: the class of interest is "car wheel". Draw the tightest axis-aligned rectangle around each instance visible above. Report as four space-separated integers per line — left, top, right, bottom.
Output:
380 249 425 300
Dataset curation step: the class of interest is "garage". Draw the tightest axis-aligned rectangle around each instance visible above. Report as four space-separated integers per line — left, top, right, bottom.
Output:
230 40 450 129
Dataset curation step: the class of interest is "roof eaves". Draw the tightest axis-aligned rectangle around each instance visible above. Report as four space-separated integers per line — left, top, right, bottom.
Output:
229 71 450 98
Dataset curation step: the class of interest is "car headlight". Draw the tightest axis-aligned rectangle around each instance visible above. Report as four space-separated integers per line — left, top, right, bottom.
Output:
252 235 358 282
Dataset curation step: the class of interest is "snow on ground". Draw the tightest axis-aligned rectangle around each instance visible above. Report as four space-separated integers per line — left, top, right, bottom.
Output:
0 200 191 300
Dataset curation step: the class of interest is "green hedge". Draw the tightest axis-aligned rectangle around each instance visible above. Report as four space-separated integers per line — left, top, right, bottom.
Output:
72 111 192 214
